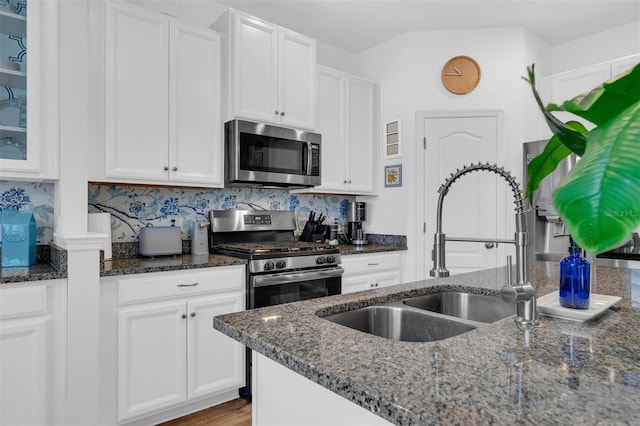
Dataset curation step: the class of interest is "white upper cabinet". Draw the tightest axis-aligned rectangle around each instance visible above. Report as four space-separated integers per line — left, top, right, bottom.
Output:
102 1 223 187
220 11 316 129
0 0 59 180
312 65 377 195
544 54 639 132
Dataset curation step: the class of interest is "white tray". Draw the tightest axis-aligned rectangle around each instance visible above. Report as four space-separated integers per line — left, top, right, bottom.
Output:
537 290 621 322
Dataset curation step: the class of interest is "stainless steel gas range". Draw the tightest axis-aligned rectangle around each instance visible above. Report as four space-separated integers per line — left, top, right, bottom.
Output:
208 210 343 309
209 209 343 401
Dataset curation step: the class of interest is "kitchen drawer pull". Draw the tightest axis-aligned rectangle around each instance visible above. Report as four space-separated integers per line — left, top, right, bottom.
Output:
177 282 199 287
368 263 379 266
190 312 196 318
181 314 187 319
172 166 178 172
163 166 169 171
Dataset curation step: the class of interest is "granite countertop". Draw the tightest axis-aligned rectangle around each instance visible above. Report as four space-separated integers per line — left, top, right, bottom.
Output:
339 243 407 256
101 253 247 277
213 262 640 425
0 263 67 284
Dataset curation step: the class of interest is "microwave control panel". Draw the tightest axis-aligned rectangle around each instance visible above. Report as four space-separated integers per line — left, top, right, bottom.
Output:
311 144 320 176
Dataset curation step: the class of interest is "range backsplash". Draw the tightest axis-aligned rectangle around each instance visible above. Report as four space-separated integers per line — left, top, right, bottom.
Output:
88 184 355 242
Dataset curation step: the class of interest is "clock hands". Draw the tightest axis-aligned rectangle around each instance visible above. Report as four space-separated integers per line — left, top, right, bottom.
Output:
445 66 462 76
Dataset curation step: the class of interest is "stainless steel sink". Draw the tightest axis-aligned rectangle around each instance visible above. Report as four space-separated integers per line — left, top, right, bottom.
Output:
402 292 516 323
323 305 477 342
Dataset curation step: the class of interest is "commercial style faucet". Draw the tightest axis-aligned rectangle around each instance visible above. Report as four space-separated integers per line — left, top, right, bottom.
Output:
429 162 539 327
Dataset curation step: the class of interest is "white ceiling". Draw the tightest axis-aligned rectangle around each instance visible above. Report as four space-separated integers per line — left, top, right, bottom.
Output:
218 0 640 53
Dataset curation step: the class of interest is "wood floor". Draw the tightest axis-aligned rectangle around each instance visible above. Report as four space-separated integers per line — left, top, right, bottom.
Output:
158 398 251 426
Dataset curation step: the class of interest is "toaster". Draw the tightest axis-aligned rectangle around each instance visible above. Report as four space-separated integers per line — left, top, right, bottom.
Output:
139 224 182 257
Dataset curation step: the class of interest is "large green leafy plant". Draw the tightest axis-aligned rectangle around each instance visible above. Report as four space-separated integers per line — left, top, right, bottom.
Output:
523 63 640 254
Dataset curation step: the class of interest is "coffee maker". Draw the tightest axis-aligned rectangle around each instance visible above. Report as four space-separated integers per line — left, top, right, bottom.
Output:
346 201 368 245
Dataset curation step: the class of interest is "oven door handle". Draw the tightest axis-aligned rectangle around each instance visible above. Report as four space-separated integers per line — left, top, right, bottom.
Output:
252 267 344 288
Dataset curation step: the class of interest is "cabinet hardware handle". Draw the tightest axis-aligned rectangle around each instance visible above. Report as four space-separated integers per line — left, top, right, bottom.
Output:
343 180 347 184
368 263 379 266
280 111 285 116
348 180 352 183
274 110 279 115
164 166 169 171
190 312 196 318
172 167 178 172
181 314 187 319
177 282 199 287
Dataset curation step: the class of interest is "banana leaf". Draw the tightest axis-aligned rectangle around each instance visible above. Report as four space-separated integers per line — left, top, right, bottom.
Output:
552 102 640 254
522 65 587 156
524 121 588 198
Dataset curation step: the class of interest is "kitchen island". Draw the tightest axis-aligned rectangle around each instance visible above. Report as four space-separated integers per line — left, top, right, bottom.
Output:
213 262 640 425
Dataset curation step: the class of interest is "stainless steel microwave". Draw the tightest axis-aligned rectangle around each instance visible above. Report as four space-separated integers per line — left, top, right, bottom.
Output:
225 119 321 188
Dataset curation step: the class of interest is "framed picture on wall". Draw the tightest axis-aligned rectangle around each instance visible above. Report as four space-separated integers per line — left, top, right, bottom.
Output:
384 119 401 158
384 164 402 188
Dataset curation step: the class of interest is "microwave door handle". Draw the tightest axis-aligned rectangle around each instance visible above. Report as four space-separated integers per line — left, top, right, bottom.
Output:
252 267 344 288
305 141 312 175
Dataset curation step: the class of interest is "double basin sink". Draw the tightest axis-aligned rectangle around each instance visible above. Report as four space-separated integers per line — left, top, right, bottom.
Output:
322 291 516 342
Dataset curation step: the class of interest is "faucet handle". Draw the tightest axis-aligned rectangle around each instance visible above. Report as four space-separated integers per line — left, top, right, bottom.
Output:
505 255 512 286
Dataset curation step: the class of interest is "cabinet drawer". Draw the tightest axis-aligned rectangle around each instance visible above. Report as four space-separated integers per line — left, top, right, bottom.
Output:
0 285 47 320
118 265 244 305
341 252 401 275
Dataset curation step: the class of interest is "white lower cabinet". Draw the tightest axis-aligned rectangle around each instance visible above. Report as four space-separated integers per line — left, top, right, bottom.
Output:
341 252 404 294
0 280 66 426
105 265 245 424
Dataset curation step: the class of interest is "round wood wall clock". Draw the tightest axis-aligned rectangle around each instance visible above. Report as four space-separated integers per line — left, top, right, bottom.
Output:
441 55 481 95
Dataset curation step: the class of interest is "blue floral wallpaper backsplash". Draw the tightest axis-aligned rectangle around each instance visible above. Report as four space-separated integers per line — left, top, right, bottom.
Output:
0 181 55 246
88 184 355 242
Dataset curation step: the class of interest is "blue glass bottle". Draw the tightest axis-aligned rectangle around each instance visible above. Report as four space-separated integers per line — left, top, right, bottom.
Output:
559 238 590 309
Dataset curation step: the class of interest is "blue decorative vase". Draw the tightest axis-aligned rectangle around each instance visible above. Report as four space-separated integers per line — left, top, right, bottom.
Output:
559 238 590 309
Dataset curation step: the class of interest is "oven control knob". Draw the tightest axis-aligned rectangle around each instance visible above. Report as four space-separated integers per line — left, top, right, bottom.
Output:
263 261 275 271
316 256 327 265
276 260 286 269
326 255 335 264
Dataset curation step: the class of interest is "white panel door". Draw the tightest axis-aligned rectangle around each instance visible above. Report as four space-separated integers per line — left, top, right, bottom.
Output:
424 114 502 275
0 318 47 426
105 2 170 180
118 300 187 421
170 21 223 186
346 77 376 193
341 274 374 294
278 29 316 129
315 66 347 191
187 293 245 399
233 14 278 123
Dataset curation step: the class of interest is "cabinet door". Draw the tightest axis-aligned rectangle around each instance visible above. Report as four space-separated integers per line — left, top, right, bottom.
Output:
0 318 47 426
233 13 278 123
346 77 376 193
105 2 170 181
373 270 402 289
610 54 639 77
315 66 347 191
550 63 609 131
118 300 187 421
170 21 223 186
341 273 374 294
0 0 58 179
278 29 316 129
187 292 245 399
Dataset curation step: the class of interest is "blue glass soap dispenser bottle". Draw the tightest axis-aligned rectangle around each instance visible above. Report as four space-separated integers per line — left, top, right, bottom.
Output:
559 238 591 309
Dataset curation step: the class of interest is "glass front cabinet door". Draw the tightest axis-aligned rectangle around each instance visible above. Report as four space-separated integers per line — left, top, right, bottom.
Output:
0 0 58 179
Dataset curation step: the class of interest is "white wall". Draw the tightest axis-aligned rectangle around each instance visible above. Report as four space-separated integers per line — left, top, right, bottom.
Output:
354 27 550 281
551 20 640 73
